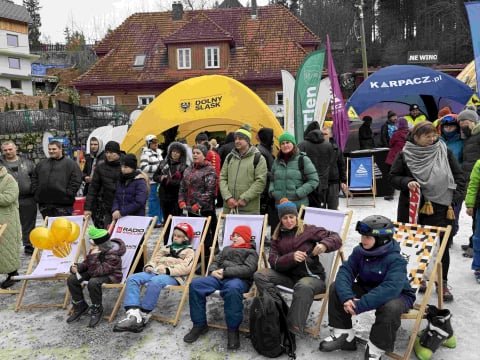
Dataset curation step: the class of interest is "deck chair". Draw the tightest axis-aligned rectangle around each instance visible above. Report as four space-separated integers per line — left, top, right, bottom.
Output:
346 156 376 207
0 223 18 295
149 214 211 326
384 222 452 360
14 216 88 310
276 206 353 337
206 213 268 332
94 215 156 322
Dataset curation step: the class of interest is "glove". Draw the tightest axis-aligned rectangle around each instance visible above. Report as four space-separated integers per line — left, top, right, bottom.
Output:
191 203 200 213
178 201 186 209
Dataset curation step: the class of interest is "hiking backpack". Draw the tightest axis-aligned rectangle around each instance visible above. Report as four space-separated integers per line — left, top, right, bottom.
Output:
249 292 296 359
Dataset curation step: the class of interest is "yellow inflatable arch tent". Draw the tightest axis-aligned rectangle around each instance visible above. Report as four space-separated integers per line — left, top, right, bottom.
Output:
121 75 284 155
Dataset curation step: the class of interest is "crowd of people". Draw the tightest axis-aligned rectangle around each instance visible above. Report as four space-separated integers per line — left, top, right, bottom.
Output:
0 106 479 358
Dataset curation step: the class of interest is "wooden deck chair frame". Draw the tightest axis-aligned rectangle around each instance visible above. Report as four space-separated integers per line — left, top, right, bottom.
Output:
384 222 451 360
205 213 268 332
14 216 88 310
0 223 18 295
346 156 376 207
276 206 353 337
100 215 156 322
149 214 211 326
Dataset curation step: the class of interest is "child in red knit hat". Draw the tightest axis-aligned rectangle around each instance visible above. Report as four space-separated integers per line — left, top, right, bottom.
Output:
184 224 258 351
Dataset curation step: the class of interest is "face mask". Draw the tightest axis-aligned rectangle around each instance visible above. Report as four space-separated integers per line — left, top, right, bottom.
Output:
461 126 472 138
442 129 457 139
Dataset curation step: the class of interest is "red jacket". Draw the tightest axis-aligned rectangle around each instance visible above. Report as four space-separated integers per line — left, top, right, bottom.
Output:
385 128 409 165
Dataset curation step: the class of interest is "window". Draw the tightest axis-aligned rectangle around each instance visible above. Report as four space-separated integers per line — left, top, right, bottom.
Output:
7 34 18 47
97 96 115 105
177 48 191 69
8 57 20 69
134 54 146 67
138 95 155 106
11 79 22 89
205 47 220 69
275 91 284 105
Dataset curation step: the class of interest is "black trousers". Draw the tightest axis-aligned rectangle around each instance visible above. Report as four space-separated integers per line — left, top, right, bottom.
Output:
19 197 37 247
67 274 111 305
327 282 407 352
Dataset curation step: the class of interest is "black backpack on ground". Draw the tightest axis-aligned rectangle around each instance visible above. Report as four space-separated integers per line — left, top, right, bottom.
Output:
249 292 296 359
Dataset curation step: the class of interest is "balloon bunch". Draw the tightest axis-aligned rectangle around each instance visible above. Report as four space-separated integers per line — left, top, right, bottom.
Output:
29 218 81 258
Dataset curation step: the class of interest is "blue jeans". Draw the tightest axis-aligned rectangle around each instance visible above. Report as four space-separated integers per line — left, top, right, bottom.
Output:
123 272 178 311
148 183 163 225
189 276 249 330
472 209 480 271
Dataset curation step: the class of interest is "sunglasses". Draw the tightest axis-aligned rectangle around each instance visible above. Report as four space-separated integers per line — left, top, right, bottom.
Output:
355 221 393 236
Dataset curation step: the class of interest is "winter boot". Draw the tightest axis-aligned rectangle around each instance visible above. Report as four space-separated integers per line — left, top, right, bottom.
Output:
66 300 89 323
436 281 454 302
1 271 19 289
183 325 209 343
113 308 145 333
413 305 456 360
364 340 385 360
227 329 240 350
319 328 357 352
87 304 104 328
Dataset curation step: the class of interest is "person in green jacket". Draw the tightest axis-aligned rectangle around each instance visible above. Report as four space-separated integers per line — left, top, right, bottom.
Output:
269 131 319 232
465 158 480 283
220 125 267 215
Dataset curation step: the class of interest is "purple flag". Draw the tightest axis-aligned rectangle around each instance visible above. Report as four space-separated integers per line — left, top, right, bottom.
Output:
327 35 350 151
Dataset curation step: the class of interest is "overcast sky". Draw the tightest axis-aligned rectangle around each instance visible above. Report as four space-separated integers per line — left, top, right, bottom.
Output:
12 0 267 44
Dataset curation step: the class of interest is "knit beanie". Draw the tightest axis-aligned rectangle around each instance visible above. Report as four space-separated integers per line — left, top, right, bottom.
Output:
457 109 479 124
438 106 452 118
235 124 252 142
192 144 208 157
362 115 373 122
121 153 138 169
278 132 296 146
387 110 396 119
232 225 252 242
396 117 409 129
88 226 111 251
409 104 420 111
104 141 121 155
277 198 298 218
195 133 209 143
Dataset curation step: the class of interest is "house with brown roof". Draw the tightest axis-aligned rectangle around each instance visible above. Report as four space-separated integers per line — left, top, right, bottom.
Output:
72 3 320 119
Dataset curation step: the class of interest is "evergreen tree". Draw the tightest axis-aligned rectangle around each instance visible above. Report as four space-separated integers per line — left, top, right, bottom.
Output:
23 0 42 48
10 101 14 110
47 97 53 109
17 103 22 110
4 103 9 112
38 99 44 109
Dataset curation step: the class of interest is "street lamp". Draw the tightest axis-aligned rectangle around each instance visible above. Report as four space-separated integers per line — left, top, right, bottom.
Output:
356 0 369 79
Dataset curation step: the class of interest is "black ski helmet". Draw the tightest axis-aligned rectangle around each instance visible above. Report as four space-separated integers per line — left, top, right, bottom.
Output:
356 215 394 249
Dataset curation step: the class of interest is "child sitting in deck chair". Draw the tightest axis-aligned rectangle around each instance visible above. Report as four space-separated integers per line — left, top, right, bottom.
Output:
183 225 258 351
113 222 195 333
67 226 125 328
319 215 416 360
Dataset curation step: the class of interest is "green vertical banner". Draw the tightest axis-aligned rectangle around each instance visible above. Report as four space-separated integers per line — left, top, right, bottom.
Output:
294 50 325 141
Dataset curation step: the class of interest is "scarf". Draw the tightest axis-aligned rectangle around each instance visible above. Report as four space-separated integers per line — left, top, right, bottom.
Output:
230 242 253 249
403 140 455 206
169 242 192 258
120 170 138 184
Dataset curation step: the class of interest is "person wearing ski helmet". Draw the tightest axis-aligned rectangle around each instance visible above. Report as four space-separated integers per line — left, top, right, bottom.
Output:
319 215 416 360
113 222 195 333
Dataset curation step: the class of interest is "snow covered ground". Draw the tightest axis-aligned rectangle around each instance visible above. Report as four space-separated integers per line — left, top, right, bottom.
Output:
0 194 478 360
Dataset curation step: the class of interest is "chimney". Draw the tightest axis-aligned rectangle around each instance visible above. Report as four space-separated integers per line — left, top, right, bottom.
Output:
172 2 184 21
251 0 258 19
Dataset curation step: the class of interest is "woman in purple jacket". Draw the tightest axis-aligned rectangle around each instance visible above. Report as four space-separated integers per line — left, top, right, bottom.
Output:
253 198 342 336
112 153 149 220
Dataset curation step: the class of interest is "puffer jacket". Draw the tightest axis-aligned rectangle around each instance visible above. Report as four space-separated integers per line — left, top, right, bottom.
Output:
84 157 122 213
31 156 82 206
220 146 267 214
178 160 217 212
76 238 126 284
0 155 35 198
153 142 188 202
298 129 333 190
0 166 21 274
462 123 480 182
269 224 342 282
112 171 148 216
269 150 319 209
335 240 416 314
140 146 163 181
146 245 194 286
208 244 259 288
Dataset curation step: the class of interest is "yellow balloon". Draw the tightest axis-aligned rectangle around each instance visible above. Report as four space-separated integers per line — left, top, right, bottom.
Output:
29 227 55 250
66 222 80 243
51 218 72 242
52 243 71 258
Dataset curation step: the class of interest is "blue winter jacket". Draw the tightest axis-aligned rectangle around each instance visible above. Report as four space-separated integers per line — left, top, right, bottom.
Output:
335 240 415 314
112 171 148 216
